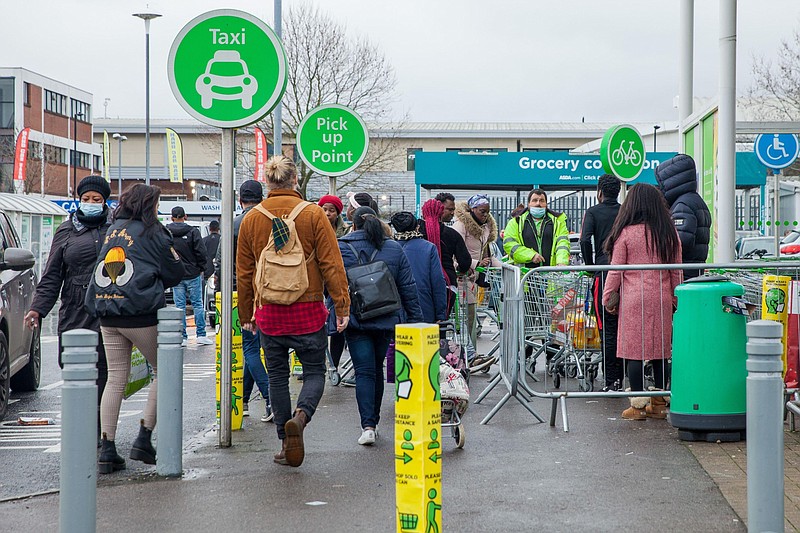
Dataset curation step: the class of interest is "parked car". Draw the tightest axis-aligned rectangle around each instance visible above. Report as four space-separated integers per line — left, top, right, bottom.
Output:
735 236 776 260
0 211 40 420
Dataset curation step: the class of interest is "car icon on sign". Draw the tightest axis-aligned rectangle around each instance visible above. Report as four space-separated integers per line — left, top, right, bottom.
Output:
196 50 258 110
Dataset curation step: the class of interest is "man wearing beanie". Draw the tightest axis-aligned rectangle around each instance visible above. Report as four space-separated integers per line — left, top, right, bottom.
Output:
167 206 212 347
216 179 273 422
318 195 347 237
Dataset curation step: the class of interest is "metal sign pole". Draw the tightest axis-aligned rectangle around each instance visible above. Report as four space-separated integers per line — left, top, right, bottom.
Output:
775 171 781 258
329 176 336 196
219 128 235 447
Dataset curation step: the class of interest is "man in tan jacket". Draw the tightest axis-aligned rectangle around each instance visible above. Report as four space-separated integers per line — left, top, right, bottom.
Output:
237 156 350 467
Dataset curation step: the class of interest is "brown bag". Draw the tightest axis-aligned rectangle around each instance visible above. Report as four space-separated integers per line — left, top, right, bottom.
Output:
252 201 315 306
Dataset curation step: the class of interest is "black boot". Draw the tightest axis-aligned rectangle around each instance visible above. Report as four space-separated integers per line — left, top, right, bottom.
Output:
98 433 126 474
129 419 156 465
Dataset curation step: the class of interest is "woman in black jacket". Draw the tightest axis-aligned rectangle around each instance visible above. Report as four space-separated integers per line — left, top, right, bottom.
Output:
85 184 185 474
26 175 112 419
339 207 423 446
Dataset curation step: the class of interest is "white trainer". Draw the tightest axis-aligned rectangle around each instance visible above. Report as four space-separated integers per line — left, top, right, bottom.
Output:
358 428 376 446
196 336 214 346
181 339 188 347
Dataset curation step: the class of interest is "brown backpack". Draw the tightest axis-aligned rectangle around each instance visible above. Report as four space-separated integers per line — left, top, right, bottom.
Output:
252 201 315 307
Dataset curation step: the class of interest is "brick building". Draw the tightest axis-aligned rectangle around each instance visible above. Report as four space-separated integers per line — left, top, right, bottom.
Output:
0 67 102 197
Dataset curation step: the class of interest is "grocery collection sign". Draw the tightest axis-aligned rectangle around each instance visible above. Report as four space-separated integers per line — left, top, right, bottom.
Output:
296 104 369 176
168 9 288 128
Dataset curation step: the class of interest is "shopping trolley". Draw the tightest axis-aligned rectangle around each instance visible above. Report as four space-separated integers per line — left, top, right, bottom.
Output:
439 322 468 449
522 271 602 392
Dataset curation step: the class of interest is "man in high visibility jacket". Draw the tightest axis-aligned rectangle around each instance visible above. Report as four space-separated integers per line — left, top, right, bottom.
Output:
503 189 570 267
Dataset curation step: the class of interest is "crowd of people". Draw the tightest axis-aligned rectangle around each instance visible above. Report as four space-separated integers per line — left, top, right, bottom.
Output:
25 152 710 470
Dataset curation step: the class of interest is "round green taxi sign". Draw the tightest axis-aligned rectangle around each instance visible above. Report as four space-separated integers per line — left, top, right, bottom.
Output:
296 104 369 177
168 10 287 128
600 125 646 181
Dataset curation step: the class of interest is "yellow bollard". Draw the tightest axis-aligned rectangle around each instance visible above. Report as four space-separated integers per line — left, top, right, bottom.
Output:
762 275 790 376
395 323 442 533
215 291 245 430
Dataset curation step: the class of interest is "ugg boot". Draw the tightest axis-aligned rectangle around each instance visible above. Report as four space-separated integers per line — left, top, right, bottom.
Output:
283 409 309 467
646 395 669 419
98 433 126 474
129 419 157 465
622 397 648 421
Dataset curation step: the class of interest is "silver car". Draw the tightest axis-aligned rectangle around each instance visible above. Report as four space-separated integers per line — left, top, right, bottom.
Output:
0 212 39 420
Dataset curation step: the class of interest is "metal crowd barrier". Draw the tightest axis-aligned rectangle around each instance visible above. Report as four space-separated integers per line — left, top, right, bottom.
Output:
477 260 800 431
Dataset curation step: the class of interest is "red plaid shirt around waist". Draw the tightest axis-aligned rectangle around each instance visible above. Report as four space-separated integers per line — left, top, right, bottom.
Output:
254 300 328 336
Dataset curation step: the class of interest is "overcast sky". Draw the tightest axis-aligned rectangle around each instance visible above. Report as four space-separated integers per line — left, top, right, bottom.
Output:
3 0 800 124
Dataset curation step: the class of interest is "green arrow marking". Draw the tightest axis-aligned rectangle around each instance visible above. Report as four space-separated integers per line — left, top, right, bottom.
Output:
429 451 442 464
395 452 412 464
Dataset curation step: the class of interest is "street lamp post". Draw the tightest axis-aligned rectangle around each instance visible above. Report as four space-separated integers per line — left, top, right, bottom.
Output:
133 11 162 187
71 111 84 199
112 133 127 198
653 125 661 152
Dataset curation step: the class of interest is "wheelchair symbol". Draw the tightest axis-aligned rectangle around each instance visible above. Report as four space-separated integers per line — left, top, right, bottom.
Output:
766 134 789 162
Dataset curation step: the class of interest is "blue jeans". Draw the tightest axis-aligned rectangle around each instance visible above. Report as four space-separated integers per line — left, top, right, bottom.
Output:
260 327 327 441
173 274 207 339
345 328 392 429
242 327 270 402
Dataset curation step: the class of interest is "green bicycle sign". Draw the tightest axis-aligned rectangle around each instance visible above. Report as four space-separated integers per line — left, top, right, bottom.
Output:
168 9 288 128
600 125 646 181
296 104 370 177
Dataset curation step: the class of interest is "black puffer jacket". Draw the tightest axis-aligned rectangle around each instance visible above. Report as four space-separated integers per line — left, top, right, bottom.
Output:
31 209 112 335
655 154 712 275
85 218 184 326
418 220 472 286
166 222 206 279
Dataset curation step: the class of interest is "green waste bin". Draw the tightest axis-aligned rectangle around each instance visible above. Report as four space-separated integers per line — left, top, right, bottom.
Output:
670 276 747 442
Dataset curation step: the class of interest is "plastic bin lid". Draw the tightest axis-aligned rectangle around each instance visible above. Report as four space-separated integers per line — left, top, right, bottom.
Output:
683 275 729 283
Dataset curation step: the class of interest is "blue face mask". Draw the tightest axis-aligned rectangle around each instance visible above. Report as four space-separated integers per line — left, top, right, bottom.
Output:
529 207 546 218
80 203 104 217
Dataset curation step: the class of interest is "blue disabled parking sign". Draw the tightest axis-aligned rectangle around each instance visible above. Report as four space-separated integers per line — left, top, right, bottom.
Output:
754 133 799 170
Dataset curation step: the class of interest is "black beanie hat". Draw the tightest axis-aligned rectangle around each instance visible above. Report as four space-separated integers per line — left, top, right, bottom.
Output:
391 211 418 233
77 175 111 200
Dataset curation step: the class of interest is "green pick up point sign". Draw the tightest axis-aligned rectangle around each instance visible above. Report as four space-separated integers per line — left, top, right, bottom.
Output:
296 104 369 177
600 124 646 182
168 9 287 128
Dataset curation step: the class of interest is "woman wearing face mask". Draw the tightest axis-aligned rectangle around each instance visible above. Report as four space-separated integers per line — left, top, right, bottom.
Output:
451 194 502 371
503 188 570 268
25 175 113 438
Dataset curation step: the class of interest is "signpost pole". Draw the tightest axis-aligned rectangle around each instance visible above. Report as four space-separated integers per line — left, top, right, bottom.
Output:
219 127 234 447
775 170 781 258
716 0 737 263
329 176 336 196
274 0 283 157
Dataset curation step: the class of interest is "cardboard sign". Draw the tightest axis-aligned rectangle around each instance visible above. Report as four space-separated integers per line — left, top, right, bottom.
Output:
216 291 245 430
395 323 442 533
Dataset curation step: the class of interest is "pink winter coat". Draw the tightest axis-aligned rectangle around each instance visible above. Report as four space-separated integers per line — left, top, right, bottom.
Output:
602 224 682 361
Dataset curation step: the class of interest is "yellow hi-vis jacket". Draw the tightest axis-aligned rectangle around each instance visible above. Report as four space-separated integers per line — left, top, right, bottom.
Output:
503 210 570 267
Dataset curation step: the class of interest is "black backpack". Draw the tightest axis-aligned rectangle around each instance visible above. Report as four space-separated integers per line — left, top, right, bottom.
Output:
343 242 402 321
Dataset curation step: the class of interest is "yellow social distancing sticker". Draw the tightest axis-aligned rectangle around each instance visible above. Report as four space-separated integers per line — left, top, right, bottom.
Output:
762 275 790 376
395 323 442 533
216 291 245 430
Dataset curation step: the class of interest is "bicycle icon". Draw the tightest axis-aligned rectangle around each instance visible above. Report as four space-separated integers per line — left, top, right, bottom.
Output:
611 140 642 167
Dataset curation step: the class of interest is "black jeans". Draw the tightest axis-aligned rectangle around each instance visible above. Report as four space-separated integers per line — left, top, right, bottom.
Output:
329 331 346 368
625 360 667 392
593 273 623 387
260 326 328 440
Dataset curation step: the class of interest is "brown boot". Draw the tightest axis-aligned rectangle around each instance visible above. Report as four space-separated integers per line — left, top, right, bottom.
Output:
283 409 308 467
273 440 288 465
646 395 669 419
622 397 648 421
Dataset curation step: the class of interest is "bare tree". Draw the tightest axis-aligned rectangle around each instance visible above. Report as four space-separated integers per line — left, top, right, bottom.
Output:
251 3 405 197
745 27 800 120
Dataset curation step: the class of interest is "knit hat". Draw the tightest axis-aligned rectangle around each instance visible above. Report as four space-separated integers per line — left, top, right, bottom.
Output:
239 180 264 203
171 206 186 218
77 175 111 200
390 211 417 233
318 195 344 214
